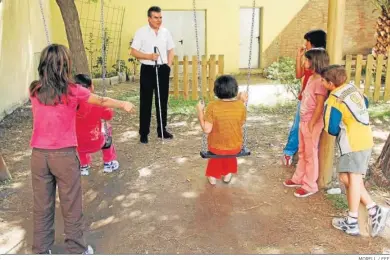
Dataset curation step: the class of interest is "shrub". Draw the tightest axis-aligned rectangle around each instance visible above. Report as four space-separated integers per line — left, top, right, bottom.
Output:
263 57 301 98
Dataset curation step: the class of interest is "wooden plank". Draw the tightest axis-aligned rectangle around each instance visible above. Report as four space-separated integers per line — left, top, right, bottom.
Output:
384 53 390 101
177 60 220 65
364 55 374 97
354 54 363 88
183 56 189 100
173 55 179 98
209 55 216 99
201 55 208 99
345 54 353 82
218 55 224 76
374 54 385 101
192 55 199 100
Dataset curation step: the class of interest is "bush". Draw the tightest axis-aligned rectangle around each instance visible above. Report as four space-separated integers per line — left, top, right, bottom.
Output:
263 57 301 98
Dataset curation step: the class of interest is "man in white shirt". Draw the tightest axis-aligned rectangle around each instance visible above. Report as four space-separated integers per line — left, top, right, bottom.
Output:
130 6 175 144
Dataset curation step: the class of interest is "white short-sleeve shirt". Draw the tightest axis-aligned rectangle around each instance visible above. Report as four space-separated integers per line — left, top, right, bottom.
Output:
131 25 175 65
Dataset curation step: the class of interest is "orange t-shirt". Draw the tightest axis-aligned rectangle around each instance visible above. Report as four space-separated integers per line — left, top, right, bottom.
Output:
204 100 246 151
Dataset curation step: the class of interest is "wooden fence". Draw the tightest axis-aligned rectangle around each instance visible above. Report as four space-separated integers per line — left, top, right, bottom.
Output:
170 55 224 100
343 54 390 102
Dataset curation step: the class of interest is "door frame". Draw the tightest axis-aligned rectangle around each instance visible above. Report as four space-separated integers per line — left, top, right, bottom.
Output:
162 9 208 57
239 6 263 71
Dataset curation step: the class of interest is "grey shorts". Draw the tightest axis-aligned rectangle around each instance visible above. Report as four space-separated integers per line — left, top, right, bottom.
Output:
337 149 372 175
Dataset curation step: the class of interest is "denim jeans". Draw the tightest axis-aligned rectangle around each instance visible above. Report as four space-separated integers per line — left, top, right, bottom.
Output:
283 102 301 156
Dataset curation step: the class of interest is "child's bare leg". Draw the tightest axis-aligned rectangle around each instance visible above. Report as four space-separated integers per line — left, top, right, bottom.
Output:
338 172 389 237
347 174 362 215
339 173 374 207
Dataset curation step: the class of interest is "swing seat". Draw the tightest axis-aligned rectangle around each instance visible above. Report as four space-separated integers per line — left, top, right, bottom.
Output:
200 147 251 159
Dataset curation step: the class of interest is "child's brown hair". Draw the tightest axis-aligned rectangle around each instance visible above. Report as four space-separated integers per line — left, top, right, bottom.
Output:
320 65 347 87
30 44 73 105
305 48 329 74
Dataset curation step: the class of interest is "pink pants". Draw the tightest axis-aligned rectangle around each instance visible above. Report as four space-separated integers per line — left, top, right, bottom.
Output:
78 144 117 166
78 126 117 166
291 121 323 193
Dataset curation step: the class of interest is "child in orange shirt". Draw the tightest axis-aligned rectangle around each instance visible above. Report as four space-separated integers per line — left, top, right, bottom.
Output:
196 75 248 185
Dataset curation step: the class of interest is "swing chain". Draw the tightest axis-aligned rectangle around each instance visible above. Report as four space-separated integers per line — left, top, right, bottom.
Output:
193 0 208 153
100 0 109 134
243 0 256 148
39 0 51 45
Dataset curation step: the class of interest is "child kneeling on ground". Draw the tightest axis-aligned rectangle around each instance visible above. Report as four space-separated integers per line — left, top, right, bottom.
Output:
321 64 389 237
196 75 248 185
75 74 119 176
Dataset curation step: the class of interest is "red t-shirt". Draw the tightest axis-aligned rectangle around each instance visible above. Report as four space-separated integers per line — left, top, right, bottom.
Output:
76 102 114 153
298 69 314 101
30 83 91 149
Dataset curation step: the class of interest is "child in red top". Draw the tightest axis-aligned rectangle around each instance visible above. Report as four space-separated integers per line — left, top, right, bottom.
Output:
29 44 135 254
75 74 119 176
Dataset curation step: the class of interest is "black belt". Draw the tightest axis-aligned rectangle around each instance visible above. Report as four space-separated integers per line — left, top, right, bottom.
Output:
141 63 167 67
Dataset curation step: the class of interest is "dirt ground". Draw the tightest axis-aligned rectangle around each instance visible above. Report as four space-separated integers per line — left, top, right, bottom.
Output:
1 81 390 254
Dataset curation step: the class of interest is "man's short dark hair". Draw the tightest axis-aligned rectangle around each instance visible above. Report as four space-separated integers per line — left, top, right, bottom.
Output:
214 75 238 99
74 74 92 89
148 6 161 17
304 29 327 48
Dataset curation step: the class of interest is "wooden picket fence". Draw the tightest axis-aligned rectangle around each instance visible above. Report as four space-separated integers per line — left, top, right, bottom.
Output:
170 55 224 100
343 53 390 102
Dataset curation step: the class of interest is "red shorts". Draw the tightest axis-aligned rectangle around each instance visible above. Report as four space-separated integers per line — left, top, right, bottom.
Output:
206 147 241 179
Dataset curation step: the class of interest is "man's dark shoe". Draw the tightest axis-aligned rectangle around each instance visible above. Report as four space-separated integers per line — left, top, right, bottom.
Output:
140 135 148 144
157 130 173 139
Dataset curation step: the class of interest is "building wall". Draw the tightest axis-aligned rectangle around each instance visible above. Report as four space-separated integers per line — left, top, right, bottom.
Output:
49 0 310 73
49 0 378 73
264 0 377 67
0 0 51 121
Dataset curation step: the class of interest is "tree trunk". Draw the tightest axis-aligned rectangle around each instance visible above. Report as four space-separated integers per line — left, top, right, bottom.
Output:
56 0 90 75
0 154 11 182
377 134 390 180
372 10 390 58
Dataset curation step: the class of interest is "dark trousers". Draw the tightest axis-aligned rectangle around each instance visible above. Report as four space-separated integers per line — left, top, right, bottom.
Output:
139 64 171 136
31 147 87 254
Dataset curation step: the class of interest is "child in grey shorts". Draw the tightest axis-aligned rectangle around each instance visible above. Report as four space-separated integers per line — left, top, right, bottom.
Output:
321 64 389 237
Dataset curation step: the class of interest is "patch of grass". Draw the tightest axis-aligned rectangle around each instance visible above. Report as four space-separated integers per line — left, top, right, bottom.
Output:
326 194 349 211
368 102 390 121
116 92 140 103
248 101 297 115
168 96 199 115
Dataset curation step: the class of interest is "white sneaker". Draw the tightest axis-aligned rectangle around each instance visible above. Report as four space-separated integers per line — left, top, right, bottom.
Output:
103 160 119 173
80 165 90 176
223 173 232 183
369 206 390 237
82 245 94 255
207 176 217 185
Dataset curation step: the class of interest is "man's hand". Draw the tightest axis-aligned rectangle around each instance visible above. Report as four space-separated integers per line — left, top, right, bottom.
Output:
149 53 159 61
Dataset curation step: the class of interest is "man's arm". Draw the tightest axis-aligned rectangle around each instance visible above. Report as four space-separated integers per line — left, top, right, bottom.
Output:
167 30 175 67
130 48 156 61
168 49 174 67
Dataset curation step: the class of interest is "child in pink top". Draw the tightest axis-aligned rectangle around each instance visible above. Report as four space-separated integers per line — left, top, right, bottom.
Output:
29 44 135 254
75 74 119 176
283 48 329 198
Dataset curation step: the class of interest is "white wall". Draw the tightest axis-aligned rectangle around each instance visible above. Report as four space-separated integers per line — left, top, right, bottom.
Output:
0 0 51 121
